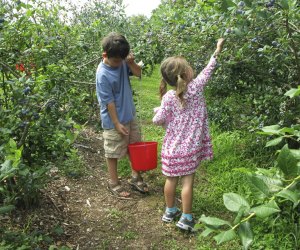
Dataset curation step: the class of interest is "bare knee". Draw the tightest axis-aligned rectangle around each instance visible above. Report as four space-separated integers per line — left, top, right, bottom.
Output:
181 174 195 189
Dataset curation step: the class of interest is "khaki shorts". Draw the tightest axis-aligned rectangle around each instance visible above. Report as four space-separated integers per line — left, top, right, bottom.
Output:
103 119 141 159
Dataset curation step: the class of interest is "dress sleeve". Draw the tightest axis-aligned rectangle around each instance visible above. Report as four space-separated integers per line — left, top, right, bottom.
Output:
152 95 172 127
187 55 217 96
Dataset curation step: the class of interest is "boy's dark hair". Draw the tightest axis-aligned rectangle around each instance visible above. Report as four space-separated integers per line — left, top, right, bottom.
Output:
102 32 130 59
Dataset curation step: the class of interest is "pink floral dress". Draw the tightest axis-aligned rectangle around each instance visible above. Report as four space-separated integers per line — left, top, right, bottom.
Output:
153 56 217 177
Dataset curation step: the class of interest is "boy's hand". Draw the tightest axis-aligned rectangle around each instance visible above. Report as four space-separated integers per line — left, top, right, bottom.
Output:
126 52 135 65
115 123 129 136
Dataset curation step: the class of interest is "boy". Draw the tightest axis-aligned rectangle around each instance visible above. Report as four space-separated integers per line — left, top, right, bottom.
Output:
96 32 148 197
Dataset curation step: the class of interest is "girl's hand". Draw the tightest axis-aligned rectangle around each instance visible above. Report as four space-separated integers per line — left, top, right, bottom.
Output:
217 38 225 51
153 107 160 113
214 38 225 56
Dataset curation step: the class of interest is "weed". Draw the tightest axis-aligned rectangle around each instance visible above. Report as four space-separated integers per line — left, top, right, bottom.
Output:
123 231 137 240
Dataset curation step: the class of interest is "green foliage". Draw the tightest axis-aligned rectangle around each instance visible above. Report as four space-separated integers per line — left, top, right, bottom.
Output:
59 149 86 178
148 0 300 130
200 89 300 249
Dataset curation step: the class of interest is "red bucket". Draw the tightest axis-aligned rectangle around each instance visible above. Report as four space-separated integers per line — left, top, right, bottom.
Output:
128 142 158 171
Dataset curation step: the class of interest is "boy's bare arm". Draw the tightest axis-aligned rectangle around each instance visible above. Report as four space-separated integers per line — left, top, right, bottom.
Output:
107 102 129 135
126 52 141 77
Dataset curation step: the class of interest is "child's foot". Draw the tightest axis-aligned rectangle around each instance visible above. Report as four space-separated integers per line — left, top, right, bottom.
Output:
176 215 196 232
107 181 130 198
162 208 181 223
128 175 149 194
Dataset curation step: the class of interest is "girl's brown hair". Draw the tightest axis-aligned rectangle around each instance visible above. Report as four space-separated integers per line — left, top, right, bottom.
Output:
159 56 194 107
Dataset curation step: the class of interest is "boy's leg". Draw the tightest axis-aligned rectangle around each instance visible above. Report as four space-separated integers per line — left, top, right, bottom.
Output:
164 176 179 208
103 128 130 197
106 158 118 184
181 173 195 214
128 119 149 193
129 168 149 193
106 157 130 197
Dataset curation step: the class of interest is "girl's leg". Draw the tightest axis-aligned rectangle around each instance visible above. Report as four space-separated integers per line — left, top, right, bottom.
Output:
181 173 195 214
175 174 196 231
164 176 179 208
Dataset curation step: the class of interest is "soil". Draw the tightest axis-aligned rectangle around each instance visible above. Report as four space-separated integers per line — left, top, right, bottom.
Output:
3 126 197 250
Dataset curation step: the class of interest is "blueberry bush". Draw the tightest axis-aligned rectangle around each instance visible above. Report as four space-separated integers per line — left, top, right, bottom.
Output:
148 0 300 130
0 0 135 209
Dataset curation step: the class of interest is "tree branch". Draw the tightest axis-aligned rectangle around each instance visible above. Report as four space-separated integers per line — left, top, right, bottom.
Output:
0 61 21 78
77 57 101 69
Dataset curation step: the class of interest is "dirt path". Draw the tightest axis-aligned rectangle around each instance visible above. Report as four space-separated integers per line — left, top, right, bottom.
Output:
54 127 197 250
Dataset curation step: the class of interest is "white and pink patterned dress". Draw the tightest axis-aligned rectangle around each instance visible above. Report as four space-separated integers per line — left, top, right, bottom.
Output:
153 56 217 177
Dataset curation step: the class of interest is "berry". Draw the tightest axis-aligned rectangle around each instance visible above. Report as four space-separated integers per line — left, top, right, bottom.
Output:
23 86 31 95
238 1 245 7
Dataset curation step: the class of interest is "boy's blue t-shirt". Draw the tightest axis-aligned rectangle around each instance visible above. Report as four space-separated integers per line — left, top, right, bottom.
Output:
96 61 136 129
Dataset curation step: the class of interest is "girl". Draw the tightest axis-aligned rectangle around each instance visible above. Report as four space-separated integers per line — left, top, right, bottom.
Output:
153 38 225 231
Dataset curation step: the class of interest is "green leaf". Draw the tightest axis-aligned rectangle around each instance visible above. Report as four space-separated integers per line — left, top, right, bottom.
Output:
40 48 49 53
276 144 298 177
262 125 281 133
284 88 300 98
279 127 295 134
220 0 235 11
238 222 253 250
201 227 215 237
199 215 231 228
223 193 250 212
290 149 300 160
250 200 280 218
0 205 15 214
248 174 270 196
257 11 268 19
214 229 236 245
9 139 17 150
279 0 289 9
275 189 300 208
0 160 15 180
234 206 247 224
251 173 283 193
0 128 12 135
258 125 281 135
266 137 283 147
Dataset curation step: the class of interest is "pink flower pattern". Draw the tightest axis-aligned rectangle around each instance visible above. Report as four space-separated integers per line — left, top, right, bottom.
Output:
153 56 217 176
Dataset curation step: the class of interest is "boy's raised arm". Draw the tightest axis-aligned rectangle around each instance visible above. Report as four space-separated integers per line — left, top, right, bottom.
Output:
126 52 141 78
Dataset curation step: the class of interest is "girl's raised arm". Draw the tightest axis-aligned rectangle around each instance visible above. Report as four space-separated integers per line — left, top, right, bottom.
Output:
189 38 225 93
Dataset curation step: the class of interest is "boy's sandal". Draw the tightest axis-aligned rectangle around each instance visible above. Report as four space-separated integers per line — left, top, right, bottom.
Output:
128 176 149 194
107 182 131 198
